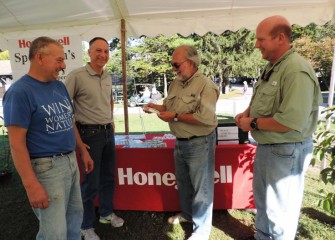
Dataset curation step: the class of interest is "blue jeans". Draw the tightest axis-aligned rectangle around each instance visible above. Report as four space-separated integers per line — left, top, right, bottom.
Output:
253 138 313 240
31 152 83 240
174 131 216 240
79 127 116 230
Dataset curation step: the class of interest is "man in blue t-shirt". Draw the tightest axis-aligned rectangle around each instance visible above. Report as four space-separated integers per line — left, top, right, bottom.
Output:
3 36 94 240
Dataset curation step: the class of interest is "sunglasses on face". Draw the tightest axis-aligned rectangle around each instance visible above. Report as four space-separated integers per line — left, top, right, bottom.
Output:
171 60 188 69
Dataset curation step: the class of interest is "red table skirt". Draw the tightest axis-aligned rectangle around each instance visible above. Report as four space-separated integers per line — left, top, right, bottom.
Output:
78 135 255 211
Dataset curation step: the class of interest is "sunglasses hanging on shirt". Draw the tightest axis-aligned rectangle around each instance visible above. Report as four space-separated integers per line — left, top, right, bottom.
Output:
261 67 274 81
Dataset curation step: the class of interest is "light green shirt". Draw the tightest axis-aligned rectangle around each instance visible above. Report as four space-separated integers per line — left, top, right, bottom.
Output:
163 71 219 138
250 48 322 144
64 63 113 125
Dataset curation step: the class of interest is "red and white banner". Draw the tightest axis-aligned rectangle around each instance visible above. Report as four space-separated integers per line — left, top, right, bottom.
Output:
7 35 83 82
79 135 256 211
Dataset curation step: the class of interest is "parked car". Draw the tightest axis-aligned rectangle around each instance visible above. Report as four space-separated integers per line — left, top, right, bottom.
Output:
127 83 162 107
228 77 237 84
229 76 257 85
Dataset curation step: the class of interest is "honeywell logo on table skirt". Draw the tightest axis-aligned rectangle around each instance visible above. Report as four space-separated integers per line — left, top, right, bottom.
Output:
118 165 232 189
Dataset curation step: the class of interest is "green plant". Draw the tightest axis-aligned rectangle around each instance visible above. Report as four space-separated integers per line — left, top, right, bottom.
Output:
313 105 335 215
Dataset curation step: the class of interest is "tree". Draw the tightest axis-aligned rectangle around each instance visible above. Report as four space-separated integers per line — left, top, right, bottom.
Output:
313 107 335 216
294 36 335 89
0 50 9 60
124 34 198 96
107 23 333 97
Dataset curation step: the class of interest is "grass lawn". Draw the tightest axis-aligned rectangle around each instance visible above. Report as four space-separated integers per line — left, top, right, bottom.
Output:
1 152 334 239
1 114 335 239
113 88 241 134
113 111 236 135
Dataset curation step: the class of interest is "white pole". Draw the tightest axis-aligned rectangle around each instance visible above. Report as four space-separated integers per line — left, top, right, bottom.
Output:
322 44 335 171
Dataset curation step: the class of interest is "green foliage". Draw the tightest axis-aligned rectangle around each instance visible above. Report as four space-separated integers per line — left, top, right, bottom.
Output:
0 50 10 60
109 31 265 91
293 22 334 89
313 107 335 216
292 22 335 41
82 42 90 64
109 37 120 51
197 30 261 80
292 23 318 41
106 23 333 96
294 36 334 87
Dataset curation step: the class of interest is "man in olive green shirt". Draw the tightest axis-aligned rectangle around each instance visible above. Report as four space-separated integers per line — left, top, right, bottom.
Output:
235 16 322 240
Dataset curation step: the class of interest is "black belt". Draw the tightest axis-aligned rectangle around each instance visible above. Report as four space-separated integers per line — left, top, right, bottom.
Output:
30 151 73 159
176 136 200 141
76 122 112 130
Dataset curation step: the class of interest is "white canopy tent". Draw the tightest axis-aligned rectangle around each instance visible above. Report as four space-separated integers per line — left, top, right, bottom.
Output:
1 0 334 44
0 0 334 133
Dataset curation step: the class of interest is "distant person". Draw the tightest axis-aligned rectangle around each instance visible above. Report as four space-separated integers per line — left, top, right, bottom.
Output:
242 81 248 98
251 79 257 93
145 45 219 240
138 86 151 103
151 85 158 95
3 36 94 240
113 89 118 103
235 15 322 240
151 85 162 101
65 37 124 240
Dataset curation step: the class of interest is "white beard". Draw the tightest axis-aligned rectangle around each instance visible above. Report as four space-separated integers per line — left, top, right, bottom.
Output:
175 73 184 81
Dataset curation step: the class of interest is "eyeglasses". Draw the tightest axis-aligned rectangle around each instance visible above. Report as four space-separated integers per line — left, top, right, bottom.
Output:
171 60 188 69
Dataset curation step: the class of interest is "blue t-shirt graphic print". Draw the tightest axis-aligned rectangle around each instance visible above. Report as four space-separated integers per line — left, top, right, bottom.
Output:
3 75 76 158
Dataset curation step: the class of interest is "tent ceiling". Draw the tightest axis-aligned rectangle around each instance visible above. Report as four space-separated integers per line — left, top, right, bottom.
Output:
0 0 334 45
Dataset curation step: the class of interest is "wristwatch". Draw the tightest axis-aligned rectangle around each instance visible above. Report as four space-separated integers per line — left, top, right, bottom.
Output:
250 118 259 130
174 113 179 122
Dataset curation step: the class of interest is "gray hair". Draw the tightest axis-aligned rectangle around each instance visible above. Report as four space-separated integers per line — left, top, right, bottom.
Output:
183 45 201 67
29 36 62 61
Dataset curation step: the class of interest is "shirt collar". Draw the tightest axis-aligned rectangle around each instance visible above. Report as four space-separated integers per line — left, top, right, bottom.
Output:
261 47 295 81
179 70 201 87
85 63 106 77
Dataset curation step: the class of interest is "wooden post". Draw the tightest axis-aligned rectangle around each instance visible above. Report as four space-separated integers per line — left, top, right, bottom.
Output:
121 19 129 134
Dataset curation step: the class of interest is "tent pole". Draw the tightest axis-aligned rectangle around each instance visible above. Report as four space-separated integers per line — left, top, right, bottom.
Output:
322 44 335 172
121 19 129 134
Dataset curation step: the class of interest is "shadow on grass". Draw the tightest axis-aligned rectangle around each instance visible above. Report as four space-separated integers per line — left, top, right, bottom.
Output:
0 168 38 240
94 210 192 240
212 210 255 240
94 210 256 240
297 207 335 239
301 207 335 225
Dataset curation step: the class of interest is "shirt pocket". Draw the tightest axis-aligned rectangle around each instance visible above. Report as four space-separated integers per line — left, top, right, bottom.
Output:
180 95 197 113
253 84 278 116
271 142 295 157
165 94 176 110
